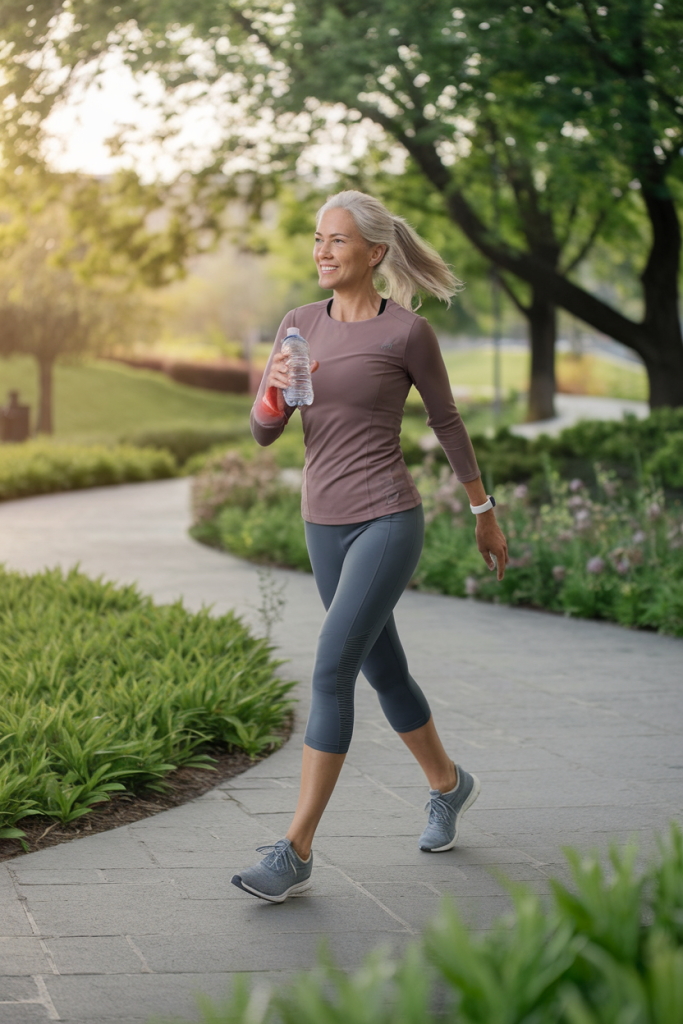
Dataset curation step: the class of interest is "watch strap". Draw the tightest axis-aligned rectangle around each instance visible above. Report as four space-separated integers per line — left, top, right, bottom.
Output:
470 495 496 514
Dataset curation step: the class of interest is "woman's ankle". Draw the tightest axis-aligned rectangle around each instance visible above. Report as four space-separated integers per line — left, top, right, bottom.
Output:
286 835 311 861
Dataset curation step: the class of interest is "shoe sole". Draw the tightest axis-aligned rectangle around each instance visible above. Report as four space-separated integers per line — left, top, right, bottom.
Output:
230 874 312 903
420 773 481 853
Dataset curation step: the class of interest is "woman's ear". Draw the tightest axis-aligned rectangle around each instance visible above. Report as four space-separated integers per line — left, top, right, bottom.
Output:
369 244 387 267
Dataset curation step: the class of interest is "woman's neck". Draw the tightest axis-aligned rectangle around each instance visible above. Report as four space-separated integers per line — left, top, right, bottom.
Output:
328 286 384 322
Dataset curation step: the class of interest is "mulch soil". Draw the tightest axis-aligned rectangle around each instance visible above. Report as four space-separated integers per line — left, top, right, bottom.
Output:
0 724 292 863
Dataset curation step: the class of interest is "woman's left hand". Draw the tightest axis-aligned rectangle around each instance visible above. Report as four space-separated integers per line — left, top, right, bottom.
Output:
475 511 509 581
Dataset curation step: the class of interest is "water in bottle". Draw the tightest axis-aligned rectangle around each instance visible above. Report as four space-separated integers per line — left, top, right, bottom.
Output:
282 327 314 407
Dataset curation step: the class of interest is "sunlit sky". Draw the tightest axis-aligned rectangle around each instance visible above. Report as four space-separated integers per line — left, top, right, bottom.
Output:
43 52 225 180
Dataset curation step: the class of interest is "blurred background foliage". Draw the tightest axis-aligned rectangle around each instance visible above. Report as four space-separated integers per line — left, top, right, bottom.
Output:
0 0 680 435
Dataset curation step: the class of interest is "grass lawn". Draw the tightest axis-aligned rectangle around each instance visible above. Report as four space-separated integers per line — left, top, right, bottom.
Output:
0 345 647 448
441 347 648 401
0 356 254 442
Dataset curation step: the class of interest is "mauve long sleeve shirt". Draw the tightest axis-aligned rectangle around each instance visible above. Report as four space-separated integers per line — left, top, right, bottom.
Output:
250 298 480 525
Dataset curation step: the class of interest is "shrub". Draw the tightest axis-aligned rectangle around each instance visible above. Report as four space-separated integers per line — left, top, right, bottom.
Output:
191 449 285 523
122 425 251 467
413 410 683 498
166 359 250 393
413 463 683 636
193 493 312 572
0 567 295 839
190 450 311 571
645 432 683 489
191 452 683 637
160 824 683 1024
0 439 177 501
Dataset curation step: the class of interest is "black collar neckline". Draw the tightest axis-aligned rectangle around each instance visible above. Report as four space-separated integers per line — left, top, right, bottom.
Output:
326 297 388 319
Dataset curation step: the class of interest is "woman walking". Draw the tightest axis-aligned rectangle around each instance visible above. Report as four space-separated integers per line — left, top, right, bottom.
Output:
232 190 508 903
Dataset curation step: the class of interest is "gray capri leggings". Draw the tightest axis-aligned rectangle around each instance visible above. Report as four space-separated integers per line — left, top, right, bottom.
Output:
303 503 431 755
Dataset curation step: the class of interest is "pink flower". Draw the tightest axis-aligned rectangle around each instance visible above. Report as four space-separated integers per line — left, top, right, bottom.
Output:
647 502 662 521
514 484 528 499
632 530 646 544
586 556 605 574
568 495 584 509
552 565 566 582
465 576 479 596
575 509 592 530
569 478 584 492
616 558 631 575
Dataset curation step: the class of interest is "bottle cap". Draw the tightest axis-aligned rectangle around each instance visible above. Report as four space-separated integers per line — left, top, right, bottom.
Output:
285 327 300 337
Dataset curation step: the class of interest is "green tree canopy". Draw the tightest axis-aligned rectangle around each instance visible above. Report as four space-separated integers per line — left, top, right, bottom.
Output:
2 0 681 411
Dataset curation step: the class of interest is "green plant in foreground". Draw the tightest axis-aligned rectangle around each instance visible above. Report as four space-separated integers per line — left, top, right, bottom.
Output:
153 824 683 1024
0 567 295 839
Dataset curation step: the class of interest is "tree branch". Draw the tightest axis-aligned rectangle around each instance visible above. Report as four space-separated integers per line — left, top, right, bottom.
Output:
561 209 608 275
401 138 655 362
494 271 529 317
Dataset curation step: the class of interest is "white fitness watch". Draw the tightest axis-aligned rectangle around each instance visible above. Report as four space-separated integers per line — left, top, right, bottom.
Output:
470 495 497 514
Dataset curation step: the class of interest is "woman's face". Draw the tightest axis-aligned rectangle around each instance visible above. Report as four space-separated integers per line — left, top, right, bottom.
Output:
313 208 386 293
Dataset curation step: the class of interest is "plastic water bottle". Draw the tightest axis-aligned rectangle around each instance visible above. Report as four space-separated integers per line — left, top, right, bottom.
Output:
282 327 314 407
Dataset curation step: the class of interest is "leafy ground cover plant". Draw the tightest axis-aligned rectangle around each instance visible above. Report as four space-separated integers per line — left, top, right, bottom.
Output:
156 824 683 1024
0 439 177 501
0 567 295 841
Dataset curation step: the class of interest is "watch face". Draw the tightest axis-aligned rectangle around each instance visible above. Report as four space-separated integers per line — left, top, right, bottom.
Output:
490 496 497 507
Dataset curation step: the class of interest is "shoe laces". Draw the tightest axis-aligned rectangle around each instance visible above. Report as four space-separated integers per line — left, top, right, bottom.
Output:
424 793 453 827
256 840 291 872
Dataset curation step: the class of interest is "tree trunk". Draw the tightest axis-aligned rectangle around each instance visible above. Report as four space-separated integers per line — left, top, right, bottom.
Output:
639 189 683 408
36 357 54 434
525 293 557 421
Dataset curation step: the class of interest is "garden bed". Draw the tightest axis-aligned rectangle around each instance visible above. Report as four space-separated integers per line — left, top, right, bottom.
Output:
189 432 683 638
0 566 295 851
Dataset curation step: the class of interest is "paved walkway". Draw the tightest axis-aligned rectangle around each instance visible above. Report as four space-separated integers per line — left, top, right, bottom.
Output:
0 479 681 1024
509 394 648 438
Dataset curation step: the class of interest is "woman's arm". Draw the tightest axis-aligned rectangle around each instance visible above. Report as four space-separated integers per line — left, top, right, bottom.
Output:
404 318 508 580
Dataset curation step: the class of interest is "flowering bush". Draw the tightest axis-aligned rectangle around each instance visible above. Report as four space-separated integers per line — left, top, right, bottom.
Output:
190 447 683 637
190 451 311 571
191 450 284 524
412 460 683 637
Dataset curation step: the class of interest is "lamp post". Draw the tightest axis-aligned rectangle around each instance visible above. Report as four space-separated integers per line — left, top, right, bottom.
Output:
491 268 502 424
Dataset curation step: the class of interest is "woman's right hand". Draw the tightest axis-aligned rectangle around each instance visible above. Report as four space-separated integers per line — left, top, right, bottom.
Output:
266 350 292 391
263 352 320 416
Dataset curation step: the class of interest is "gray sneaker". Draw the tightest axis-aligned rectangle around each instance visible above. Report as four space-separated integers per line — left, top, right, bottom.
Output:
231 839 313 903
419 764 481 852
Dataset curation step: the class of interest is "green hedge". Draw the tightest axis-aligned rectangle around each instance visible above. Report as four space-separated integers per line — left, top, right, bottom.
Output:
0 439 177 501
121 425 252 468
0 567 295 840
401 408 683 496
160 824 683 1024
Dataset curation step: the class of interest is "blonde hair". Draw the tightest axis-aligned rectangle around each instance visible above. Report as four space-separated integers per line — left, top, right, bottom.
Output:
316 190 462 310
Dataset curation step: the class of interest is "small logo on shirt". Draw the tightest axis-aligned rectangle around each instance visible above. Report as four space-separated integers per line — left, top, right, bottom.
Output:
380 340 395 350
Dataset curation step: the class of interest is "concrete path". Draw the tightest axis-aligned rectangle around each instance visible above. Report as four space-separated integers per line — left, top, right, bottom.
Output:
509 393 648 439
0 479 681 1024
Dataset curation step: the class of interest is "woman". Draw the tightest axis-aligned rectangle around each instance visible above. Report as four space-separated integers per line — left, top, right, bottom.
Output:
232 190 508 903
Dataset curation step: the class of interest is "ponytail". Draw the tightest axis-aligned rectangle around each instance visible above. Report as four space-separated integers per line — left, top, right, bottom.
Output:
316 190 462 310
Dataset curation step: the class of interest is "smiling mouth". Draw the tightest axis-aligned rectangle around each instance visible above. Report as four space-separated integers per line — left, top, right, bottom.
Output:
319 265 338 274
